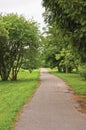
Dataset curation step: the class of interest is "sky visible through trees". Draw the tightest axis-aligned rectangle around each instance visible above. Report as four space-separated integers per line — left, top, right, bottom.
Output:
0 0 86 80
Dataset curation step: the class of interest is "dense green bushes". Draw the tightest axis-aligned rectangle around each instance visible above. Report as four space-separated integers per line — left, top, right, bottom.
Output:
80 65 86 80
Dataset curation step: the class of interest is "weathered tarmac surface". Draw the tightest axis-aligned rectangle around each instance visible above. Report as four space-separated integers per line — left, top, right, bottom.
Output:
14 68 86 130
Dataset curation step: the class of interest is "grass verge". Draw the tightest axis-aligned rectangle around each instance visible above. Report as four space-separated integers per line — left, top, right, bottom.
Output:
49 69 86 98
0 69 40 130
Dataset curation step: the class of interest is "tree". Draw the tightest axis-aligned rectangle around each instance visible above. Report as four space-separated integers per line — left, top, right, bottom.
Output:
0 13 40 81
40 32 58 68
42 0 86 62
55 48 80 73
41 21 80 73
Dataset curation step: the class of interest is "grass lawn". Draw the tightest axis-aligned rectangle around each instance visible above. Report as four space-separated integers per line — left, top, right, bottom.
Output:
0 69 40 130
49 69 86 98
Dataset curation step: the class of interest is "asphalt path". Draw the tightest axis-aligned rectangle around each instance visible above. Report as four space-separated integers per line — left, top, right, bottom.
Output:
14 68 86 130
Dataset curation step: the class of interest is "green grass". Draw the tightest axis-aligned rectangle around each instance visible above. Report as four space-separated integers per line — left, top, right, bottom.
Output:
49 69 86 98
0 69 40 130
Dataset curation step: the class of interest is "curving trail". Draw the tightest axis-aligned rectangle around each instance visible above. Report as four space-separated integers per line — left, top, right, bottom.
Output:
14 68 86 130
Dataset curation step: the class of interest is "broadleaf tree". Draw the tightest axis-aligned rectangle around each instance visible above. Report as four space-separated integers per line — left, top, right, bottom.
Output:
0 13 40 81
42 0 86 63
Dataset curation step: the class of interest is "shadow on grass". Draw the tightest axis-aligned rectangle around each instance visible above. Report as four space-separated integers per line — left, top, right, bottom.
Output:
0 78 39 86
0 71 39 83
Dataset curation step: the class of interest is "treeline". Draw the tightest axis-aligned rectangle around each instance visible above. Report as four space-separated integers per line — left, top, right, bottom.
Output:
42 0 86 77
0 13 40 81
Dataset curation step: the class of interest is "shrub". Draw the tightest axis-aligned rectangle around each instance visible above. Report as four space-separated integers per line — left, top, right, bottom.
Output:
80 65 86 80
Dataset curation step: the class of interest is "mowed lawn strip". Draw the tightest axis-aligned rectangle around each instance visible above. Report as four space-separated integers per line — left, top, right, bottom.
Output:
0 69 40 130
50 69 86 98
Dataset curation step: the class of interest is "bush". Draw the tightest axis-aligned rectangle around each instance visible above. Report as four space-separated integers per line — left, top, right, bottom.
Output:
80 65 86 80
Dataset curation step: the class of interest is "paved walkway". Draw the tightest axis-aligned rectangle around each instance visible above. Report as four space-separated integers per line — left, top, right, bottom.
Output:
14 68 86 130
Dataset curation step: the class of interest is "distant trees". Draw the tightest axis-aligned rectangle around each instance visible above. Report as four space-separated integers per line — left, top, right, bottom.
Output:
55 48 80 73
41 26 80 73
0 13 40 81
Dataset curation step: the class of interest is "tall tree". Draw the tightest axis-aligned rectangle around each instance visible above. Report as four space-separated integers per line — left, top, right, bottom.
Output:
42 0 86 62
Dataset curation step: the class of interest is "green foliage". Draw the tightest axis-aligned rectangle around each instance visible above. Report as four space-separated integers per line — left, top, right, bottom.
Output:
0 20 9 41
22 47 41 71
40 35 58 68
42 0 86 62
0 20 10 80
80 64 86 80
41 23 80 72
0 69 40 130
55 48 80 73
41 23 65 68
0 13 40 81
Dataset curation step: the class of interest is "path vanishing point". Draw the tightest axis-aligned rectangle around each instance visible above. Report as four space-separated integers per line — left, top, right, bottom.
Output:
14 68 86 130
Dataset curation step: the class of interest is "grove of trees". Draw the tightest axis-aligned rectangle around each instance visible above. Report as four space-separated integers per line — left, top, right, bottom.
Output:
0 13 40 81
0 0 86 80
42 0 86 75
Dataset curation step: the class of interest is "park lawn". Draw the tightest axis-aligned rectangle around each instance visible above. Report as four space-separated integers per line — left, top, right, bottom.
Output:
0 69 40 130
49 69 86 98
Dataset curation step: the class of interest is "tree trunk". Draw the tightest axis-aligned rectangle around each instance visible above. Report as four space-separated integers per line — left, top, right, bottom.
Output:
11 68 17 80
75 65 78 72
66 65 68 73
1 68 9 81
